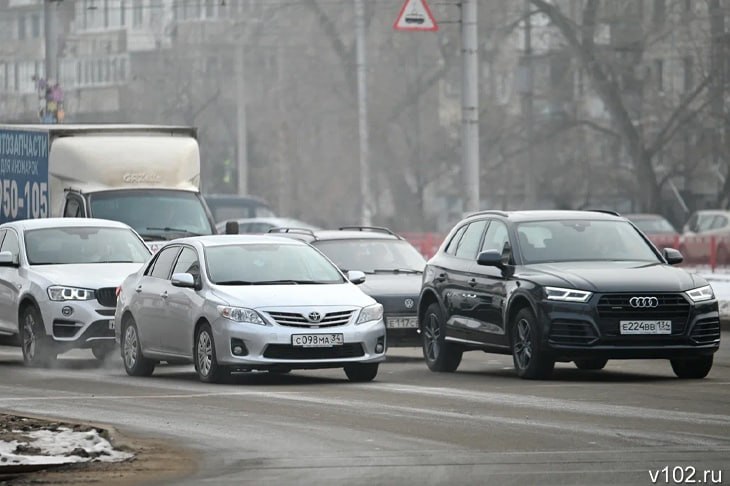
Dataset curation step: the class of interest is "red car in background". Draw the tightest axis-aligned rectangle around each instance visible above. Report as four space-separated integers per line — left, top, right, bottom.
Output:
625 213 680 248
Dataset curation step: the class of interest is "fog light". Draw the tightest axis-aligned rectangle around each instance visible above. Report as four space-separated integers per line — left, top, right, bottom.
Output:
375 343 384 353
61 306 73 317
233 346 243 355
375 335 385 354
230 338 248 356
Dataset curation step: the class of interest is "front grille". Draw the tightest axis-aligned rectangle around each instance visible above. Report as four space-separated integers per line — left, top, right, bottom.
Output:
548 320 598 345
96 287 117 308
690 318 721 344
267 310 355 328
263 343 364 360
596 293 690 335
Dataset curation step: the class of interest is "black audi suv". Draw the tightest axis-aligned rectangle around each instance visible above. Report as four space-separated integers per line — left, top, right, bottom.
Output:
270 226 426 346
418 210 720 379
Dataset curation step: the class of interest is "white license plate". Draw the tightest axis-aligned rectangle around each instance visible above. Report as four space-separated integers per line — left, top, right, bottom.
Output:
619 320 671 335
292 334 344 348
386 316 418 329
108 319 115 330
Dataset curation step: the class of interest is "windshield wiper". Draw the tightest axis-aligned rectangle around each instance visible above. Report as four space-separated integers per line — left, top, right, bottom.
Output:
252 279 331 285
371 268 423 274
98 260 136 263
146 227 203 236
215 280 255 285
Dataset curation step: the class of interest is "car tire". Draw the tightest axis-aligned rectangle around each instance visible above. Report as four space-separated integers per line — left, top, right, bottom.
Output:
194 323 229 384
91 343 115 361
122 318 155 377
421 303 462 372
510 308 554 380
344 363 379 382
20 305 56 367
574 358 608 371
670 356 713 379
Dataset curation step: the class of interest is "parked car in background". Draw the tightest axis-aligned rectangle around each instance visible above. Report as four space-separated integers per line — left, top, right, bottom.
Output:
679 210 730 264
0 218 151 366
271 226 426 347
625 213 679 237
419 210 719 380
115 235 386 383
216 217 320 234
204 194 276 222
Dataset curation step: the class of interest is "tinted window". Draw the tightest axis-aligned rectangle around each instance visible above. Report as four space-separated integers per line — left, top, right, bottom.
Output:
482 221 510 253
206 243 344 284
313 239 426 273
25 227 150 265
454 221 487 259
516 220 659 264
172 247 200 280
0 230 18 255
64 198 81 217
150 246 180 279
445 225 468 255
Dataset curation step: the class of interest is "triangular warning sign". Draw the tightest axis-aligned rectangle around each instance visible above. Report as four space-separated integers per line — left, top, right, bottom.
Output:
393 0 438 31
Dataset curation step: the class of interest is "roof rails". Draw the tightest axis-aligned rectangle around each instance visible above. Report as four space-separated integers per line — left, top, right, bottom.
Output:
585 209 621 217
465 210 509 218
338 226 402 239
267 227 317 239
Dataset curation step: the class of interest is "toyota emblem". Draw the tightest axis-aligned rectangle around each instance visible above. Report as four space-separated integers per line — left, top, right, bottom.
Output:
307 311 322 322
404 298 415 309
629 296 659 308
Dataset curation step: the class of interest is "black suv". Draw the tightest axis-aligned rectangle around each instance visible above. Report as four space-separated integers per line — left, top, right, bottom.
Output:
270 226 426 346
418 210 720 379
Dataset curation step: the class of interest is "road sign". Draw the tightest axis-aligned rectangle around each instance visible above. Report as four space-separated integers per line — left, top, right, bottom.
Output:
393 0 438 32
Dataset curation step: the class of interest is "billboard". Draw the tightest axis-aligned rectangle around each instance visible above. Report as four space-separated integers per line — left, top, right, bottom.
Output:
0 129 50 222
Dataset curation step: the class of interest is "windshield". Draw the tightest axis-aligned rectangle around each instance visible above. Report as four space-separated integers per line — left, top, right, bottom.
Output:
630 218 676 234
516 220 660 264
206 243 345 284
89 190 214 240
25 227 151 265
312 239 426 273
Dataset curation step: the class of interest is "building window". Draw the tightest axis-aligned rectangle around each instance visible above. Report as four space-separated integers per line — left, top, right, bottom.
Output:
133 0 143 27
653 0 666 26
0 63 6 91
104 0 109 27
655 59 664 92
31 14 41 38
205 0 215 18
18 15 26 40
683 57 694 92
120 0 126 25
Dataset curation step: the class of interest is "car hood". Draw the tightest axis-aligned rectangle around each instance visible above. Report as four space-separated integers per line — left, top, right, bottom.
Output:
520 261 705 293
211 283 376 309
31 263 144 289
358 274 422 297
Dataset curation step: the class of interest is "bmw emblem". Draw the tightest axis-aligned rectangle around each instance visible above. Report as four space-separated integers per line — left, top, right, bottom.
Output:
307 311 322 322
404 298 415 309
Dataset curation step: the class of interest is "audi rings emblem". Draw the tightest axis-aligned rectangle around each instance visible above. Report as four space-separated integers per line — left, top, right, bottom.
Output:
404 298 415 309
307 311 323 322
629 296 659 308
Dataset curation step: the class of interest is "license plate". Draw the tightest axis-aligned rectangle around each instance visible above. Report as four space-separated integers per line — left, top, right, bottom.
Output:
108 319 115 330
619 320 671 335
386 316 418 329
292 334 344 347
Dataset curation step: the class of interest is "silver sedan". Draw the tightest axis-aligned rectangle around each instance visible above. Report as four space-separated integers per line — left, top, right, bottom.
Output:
115 235 387 383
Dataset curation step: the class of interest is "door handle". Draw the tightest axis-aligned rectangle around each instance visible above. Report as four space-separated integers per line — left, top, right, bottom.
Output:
435 273 447 282
135 286 142 293
160 291 168 299
469 278 477 287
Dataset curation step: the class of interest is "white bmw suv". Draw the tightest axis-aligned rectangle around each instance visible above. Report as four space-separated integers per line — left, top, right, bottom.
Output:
0 218 151 366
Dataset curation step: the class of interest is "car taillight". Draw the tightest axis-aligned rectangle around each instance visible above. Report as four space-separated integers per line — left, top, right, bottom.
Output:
115 286 122 297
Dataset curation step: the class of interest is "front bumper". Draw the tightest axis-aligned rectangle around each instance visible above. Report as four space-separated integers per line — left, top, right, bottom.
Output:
211 317 387 369
38 299 116 350
536 296 721 361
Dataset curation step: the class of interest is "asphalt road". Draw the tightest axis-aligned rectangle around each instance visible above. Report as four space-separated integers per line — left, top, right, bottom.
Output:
0 341 728 486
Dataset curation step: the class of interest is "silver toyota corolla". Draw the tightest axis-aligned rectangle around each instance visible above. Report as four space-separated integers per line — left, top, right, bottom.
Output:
115 235 387 383
0 218 151 366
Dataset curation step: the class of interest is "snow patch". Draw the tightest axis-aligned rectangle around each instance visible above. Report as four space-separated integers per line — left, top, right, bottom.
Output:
0 427 132 466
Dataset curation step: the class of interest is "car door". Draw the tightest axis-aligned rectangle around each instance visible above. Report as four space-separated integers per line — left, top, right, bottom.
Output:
469 220 512 347
164 246 205 357
0 229 15 335
133 245 181 353
442 219 488 343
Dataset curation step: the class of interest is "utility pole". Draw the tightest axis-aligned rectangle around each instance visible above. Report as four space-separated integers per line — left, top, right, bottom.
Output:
43 0 59 123
355 0 372 225
235 43 248 196
461 0 479 213
522 0 536 209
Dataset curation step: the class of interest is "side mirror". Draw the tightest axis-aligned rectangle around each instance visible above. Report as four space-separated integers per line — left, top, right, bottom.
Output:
347 270 366 285
225 221 239 235
0 251 18 267
171 272 197 288
476 250 503 268
664 247 683 265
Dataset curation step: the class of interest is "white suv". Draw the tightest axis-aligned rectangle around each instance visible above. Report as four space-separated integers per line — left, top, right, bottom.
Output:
0 218 150 366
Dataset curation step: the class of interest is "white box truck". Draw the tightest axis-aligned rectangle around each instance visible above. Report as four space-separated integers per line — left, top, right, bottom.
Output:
0 124 221 245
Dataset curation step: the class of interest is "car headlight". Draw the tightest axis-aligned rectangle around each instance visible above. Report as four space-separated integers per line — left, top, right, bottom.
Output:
686 285 714 302
356 303 383 324
47 286 96 301
217 305 269 326
545 286 592 303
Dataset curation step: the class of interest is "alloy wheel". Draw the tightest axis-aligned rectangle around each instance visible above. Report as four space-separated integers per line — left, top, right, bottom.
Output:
514 318 532 369
124 326 138 370
423 314 441 361
197 330 213 377
22 313 36 362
